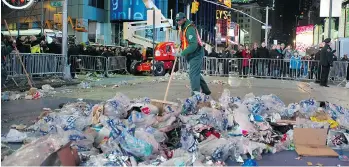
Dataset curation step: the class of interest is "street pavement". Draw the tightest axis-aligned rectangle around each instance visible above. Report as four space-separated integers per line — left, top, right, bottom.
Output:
1 75 349 165
3 75 348 134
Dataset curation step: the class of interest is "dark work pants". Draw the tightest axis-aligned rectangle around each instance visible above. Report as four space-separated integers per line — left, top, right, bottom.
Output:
188 49 211 96
320 65 330 86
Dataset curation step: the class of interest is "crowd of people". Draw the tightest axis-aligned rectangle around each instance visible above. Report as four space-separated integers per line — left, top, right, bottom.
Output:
1 33 145 79
205 40 349 85
2 33 349 85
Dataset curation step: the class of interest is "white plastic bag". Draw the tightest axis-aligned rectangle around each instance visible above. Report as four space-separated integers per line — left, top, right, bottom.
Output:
1 129 27 143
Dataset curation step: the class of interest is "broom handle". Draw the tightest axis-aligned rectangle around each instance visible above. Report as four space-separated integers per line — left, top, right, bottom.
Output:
4 20 33 88
163 57 178 101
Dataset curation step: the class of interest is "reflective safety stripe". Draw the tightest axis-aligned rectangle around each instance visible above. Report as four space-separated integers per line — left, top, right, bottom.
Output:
180 24 203 50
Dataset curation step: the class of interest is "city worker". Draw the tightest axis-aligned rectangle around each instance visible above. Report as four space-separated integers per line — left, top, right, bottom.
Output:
175 12 211 96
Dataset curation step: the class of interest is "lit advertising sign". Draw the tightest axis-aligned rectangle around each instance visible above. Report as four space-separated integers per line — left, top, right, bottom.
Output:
216 10 231 20
296 25 314 53
111 0 161 21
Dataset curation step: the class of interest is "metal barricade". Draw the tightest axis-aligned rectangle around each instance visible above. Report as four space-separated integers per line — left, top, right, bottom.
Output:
177 56 207 73
329 61 349 85
202 57 348 85
6 53 65 78
107 56 127 72
70 55 128 74
71 55 107 73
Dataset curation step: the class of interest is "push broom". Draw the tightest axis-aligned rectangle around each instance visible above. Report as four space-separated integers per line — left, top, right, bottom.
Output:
151 56 179 116
3 20 35 92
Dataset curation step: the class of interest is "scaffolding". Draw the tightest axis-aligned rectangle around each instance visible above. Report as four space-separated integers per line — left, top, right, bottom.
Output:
2 0 46 32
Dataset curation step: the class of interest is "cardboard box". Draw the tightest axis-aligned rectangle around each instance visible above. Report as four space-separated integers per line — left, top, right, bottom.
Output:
294 128 339 157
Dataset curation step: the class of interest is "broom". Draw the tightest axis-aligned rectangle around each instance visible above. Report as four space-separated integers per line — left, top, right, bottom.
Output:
4 20 35 92
151 57 179 116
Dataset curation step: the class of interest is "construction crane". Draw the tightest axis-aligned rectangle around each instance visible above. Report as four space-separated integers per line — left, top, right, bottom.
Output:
123 0 178 76
123 0 175 48
45 13 87 32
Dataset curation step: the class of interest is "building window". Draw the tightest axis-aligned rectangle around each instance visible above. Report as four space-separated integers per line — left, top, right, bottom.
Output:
245 24 249 28
248 19 250 22
240 25 243 28
89 0 104 9
97 0 104 9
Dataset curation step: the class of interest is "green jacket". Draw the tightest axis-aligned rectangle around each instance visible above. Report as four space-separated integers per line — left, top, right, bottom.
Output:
180 20 201 57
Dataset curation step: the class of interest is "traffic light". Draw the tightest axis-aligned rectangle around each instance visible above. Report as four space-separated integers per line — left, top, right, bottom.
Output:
191 0 199 14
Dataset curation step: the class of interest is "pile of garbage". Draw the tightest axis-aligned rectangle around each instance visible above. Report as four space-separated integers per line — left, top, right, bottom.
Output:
1 84 56 101
2 90 349 166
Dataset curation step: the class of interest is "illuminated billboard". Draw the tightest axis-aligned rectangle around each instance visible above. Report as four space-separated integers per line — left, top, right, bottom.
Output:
296 25 314 53
110 0 163 21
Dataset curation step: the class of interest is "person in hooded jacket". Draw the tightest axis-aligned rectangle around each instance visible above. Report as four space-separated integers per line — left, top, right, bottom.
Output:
290 51 302 78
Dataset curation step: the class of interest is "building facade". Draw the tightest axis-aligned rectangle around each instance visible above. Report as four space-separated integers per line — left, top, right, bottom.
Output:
236 3 262 45
1 0 113 45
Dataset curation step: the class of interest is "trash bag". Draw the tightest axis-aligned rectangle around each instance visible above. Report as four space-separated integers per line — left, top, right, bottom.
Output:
104 93 131 119
232 103 256 133
1 129 27 143
42 84 54 93
118 131 153 157
180 128 198 153
100 139 122 154
135 128 161 154
299 99 317 118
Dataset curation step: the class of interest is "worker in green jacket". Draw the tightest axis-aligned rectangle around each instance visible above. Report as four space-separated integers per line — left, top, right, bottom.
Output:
175 12 211 96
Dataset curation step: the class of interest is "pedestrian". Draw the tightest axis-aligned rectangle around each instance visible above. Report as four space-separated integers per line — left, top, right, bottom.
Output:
257 42 269 76
236 45 244 77
290 51 302 78
269 45 281 78
208 47 218 75
283 45 292 77
319 38 334 87
175 12 211 96
251 42 259 75
314 42 324 83
242 45 251 77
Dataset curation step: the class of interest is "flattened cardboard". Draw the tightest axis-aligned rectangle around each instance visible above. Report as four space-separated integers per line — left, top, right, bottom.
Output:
294 128 338 157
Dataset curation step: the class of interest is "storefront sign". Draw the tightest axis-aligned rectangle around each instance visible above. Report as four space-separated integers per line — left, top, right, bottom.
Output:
216 10 231 20
50 1 63 8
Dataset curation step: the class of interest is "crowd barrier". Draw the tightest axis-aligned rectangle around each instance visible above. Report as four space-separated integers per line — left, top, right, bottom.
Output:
178 57 349 84
70 55 127 74
5 53 66 79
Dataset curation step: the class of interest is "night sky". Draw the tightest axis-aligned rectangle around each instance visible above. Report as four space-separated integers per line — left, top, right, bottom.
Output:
282 0 300 44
